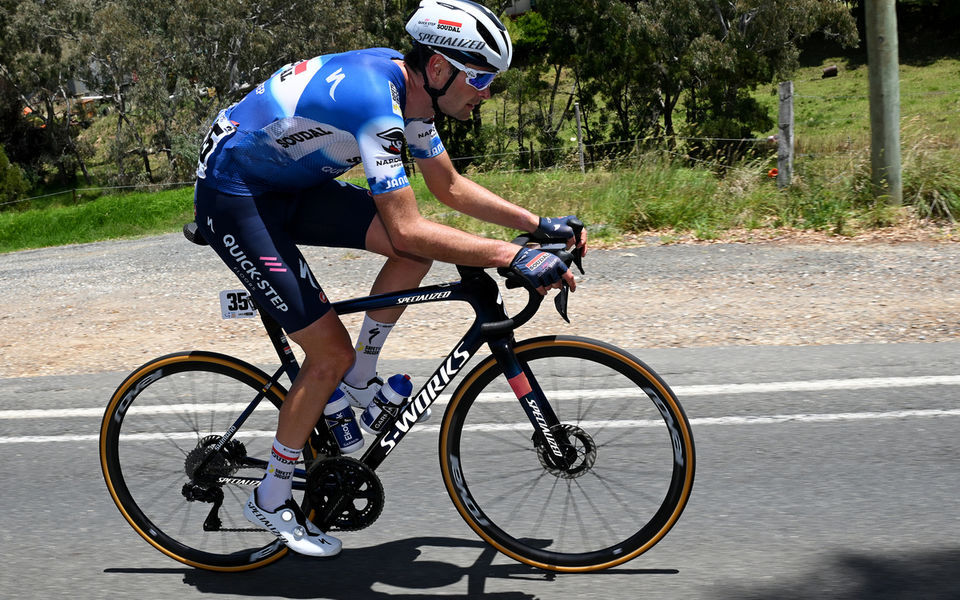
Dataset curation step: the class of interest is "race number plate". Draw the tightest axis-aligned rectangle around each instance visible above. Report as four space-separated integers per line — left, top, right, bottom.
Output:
219 289 257 319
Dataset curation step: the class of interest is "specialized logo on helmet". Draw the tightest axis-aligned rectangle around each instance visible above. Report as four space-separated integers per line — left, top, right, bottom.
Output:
416 32 486 51
405 0 513 72
377 128 405 155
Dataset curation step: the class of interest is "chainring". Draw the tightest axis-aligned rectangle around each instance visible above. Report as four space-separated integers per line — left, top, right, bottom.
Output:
305 456 384 532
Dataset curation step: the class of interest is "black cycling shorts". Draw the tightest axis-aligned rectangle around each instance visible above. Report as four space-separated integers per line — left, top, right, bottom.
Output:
194 179 378 334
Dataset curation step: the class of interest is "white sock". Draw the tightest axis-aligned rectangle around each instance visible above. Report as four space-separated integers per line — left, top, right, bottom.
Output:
257 439 301 511
345 315 394 387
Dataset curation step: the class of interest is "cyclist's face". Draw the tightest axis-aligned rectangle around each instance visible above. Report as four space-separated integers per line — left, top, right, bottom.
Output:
437 61 493 121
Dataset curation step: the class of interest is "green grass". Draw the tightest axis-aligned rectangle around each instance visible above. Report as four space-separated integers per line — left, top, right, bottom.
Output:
0 188 194 253
755 56 960 152
3 142 957 254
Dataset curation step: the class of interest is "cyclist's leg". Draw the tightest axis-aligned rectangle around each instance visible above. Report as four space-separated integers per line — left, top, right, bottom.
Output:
340 215 433 389
280 312 354 449
194 185 354 530
288 178 433 321
363 215 433 321
289 180 432 390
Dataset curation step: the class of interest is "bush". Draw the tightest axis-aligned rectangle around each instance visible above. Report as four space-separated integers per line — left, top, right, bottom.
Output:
0 144 29 208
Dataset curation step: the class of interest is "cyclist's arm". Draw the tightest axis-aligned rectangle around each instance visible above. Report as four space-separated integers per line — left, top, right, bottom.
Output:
373 185 520 269
415 151 538 233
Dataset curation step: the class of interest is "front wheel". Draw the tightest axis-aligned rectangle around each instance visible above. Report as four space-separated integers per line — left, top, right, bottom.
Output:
439 336 695 572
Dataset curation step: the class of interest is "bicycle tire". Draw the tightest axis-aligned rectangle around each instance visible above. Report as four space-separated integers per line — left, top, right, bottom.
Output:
439 335 695 572
100 351 321 571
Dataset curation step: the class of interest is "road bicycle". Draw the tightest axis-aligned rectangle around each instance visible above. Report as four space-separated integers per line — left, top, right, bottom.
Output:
100 220 695 573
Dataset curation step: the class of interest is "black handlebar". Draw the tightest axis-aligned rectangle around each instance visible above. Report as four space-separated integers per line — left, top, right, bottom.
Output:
496 216 585 290
495 217 586 327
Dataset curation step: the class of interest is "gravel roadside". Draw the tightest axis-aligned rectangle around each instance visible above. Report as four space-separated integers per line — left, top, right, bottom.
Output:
1 232 958 379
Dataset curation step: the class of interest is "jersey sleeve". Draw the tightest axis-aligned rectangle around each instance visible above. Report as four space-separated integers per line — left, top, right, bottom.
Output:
405 118 446 160
351 78 413 195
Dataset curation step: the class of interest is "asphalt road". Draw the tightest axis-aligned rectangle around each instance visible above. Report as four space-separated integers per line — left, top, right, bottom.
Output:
2 341 959 599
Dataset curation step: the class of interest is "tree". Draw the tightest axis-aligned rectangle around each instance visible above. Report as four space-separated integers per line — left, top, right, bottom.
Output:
849 0 960 51
637 0 857 159
75 0 397 184
503 0 856 164
0 143 29 205
0 0 93 186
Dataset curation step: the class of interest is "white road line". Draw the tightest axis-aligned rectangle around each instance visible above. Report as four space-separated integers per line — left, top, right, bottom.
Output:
675 375 960 396
4 375 960 421
3 375 959 444
3 409 960 445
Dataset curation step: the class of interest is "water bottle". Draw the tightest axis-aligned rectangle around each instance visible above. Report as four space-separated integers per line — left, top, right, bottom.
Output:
360 373 413 434
323 388 364 454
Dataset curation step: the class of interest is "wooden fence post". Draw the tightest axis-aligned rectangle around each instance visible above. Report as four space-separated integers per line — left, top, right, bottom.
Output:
574 102 585 173
777 81 794 189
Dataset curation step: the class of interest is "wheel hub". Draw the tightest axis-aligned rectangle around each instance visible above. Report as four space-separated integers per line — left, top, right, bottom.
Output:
533 424 597 479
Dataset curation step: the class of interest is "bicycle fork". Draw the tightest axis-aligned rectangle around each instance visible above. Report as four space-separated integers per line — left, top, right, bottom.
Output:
487 337 580 470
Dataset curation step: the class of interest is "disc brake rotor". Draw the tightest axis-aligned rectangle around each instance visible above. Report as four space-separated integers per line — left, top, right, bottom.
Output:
534 424 597 479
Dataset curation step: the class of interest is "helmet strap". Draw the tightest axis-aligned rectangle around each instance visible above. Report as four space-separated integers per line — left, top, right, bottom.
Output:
416 47 458 119
423 70 458 118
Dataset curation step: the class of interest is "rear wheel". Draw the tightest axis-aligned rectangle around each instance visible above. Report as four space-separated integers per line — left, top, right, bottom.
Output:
100 352 323 571
440 336 695 572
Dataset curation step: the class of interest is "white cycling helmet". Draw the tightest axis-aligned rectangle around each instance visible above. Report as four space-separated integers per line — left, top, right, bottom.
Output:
405 0 513 73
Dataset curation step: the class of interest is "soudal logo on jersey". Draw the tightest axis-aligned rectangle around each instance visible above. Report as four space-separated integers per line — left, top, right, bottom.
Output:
437 19 462 32
377 127 404 155
276 126 332 148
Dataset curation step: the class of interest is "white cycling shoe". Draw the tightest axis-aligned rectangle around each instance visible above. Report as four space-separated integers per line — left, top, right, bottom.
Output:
244 490 342 557
340 376 431 423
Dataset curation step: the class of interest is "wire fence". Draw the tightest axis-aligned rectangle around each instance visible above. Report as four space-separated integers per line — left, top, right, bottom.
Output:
2 180 195 208
5 85 957 209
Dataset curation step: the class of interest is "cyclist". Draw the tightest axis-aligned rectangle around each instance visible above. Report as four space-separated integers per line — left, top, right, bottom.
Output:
193 0 587 557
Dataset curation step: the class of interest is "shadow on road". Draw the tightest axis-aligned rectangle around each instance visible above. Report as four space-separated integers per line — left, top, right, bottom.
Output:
715 547 960 600
106 536 677 598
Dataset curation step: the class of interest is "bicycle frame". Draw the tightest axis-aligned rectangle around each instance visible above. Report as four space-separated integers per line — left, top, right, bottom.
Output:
235 265 574 476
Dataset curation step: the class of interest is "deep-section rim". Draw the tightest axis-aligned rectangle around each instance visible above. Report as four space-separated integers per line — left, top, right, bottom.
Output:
438 335 695 572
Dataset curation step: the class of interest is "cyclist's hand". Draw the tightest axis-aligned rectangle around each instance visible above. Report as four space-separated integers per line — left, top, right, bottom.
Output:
509 247 575 294
535 215 588 257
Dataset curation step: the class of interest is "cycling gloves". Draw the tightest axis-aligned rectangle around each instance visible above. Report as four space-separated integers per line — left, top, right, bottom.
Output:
510 247 568 290
534 215 578 242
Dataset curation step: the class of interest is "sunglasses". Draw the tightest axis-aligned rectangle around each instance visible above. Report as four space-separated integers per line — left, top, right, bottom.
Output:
435 51 498 91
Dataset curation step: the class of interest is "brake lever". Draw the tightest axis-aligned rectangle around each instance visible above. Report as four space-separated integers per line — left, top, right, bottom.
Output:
571 246 584 274
568 217 585 274
554 282 570 323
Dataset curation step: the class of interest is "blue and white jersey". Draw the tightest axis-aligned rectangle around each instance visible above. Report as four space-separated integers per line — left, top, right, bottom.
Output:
196 48 446 196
